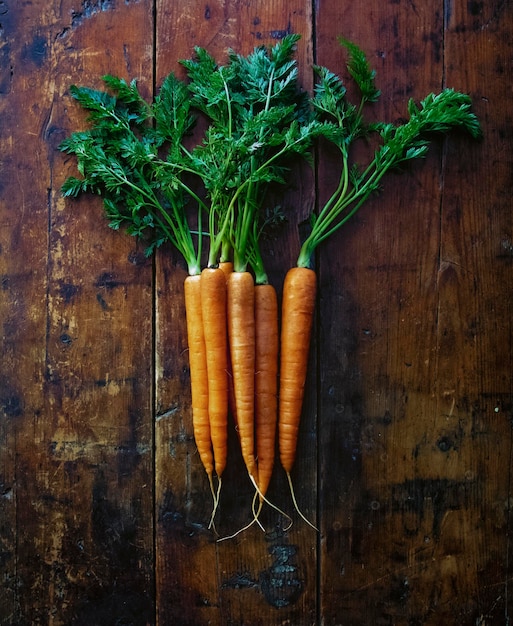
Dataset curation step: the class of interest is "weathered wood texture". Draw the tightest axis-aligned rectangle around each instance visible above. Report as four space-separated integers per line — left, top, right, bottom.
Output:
0 2 155 624
0 1 511 625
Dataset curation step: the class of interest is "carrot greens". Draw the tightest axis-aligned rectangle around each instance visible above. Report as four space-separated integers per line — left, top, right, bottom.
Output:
296 39 482 269
181 34 332 273
60 72 205 275
59 35 333 276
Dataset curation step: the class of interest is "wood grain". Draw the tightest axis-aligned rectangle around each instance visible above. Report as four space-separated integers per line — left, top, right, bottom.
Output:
0 0 511 624
1 1 155 624
316 1 512 625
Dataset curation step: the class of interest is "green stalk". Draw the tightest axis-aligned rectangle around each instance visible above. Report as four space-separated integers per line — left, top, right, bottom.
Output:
130 171 201 271
248 220 269 285
230 67 276 273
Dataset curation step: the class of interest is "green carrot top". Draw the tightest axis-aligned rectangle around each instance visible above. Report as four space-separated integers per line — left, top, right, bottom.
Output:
296 38 482 269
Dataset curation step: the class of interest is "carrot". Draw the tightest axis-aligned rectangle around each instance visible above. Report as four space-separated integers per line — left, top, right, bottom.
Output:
184 275 213 477
278 266 318 530
254 283 279 499
227 270 257 480
279 266 317 474
184 274 220 527
219 262 237 427
219 261 234 279
201 266 229 479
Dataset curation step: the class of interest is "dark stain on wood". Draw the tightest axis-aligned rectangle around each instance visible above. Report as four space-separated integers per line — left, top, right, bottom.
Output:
126 249 149 267
436 435 455 452
73 590 153 626
0 393 22 417
84 473 153 621
94 271 124 290
22 33 47 67
222 572 258 590
220 533 304 609
251 20 293 42
467 1 484 16
269 24 293 40
92 475 132 560
70 0 115 29
96 292 109 309
59 332 73 345
159 489 210 542
259 541 303 608
389 478 477 538
57 280 80 303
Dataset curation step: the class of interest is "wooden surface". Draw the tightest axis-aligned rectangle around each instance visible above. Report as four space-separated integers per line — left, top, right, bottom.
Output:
0 1 511 624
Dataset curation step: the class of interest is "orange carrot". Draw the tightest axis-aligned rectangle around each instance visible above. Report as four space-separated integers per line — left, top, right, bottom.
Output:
219 262 237 427
184 275 214 479
279 266 317 474
254 283 279 499
219 261 234 279
201 267 229 479
227 270 257 480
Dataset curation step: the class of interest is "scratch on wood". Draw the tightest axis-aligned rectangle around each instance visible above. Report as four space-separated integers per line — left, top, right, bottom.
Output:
221 572 258 590
156 405 181 421
123 43 131 73
49 439 151 461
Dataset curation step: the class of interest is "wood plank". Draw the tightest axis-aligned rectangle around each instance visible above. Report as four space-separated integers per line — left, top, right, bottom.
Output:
154 2 318 624
0 4 60 620
440 1 513 622
0 1 155 623
313 0 498 624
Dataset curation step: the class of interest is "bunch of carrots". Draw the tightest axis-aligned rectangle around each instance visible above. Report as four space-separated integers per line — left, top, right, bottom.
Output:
60 35 481 532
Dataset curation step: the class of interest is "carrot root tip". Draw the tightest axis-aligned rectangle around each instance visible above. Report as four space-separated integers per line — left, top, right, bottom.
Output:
208 474 221 533
248 473 293 532
216 508 259 543
286 471 318 532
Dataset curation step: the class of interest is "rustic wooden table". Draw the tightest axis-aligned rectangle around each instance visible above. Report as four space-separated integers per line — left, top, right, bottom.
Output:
1 1 511 624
